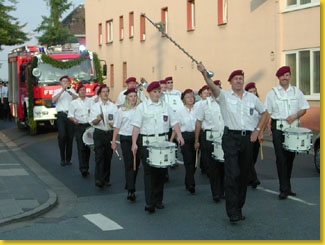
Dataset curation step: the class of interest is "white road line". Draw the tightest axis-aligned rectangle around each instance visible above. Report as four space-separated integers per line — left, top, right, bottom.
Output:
257 186 317 206
83 213 123 231
0 168 29 176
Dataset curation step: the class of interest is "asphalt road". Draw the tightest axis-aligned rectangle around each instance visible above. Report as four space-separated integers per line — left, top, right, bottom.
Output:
0 121 320 240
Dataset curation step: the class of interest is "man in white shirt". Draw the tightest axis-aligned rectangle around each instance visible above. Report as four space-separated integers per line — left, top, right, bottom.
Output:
265 66 309 200
68 84 92 177
52 75 78 167
115 77 146 107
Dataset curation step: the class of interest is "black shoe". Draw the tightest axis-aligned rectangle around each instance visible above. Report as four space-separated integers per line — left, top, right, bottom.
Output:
155 203 165 209
104 181 111 187
229 215 241 223
81 171 89 177
188 186 195 194
95 180 104 188
279 192 288 200
60 161 66 167
65 161 72 166
288 191 296 196
144 206 155 213
213 196 220 203
251 180 261 189
127 192 136 202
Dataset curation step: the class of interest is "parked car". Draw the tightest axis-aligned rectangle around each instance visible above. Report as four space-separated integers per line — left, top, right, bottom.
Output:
313 134 320 173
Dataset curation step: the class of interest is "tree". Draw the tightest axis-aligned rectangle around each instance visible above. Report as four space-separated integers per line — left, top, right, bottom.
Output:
0 0 29 49
34 0 78 46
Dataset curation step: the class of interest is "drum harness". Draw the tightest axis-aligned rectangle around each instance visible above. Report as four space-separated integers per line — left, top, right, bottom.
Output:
272 86 300 130
206 97 223 141
142 100 168 145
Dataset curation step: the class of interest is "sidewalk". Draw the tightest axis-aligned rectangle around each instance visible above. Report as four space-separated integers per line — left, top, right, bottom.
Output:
0 130 57 226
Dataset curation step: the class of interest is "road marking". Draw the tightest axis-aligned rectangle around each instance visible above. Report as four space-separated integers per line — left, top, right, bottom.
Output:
83 213 123 231
257 186 317 206
0 168 29 176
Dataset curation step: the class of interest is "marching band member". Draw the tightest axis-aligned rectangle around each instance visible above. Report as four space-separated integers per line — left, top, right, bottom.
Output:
91 83 100 104
52 75 78 167
131 81 184 213
171 89 198 194
195 85 210 175
115 77 147 107
244 82 263 188
68 84 92 177
194 83 225 203
89 84 118 188
163 76 182 113
197 63 268 223
265 66 309 199
111 87 141 201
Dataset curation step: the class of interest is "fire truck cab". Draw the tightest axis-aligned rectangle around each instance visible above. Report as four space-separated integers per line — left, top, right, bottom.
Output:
8 44 103 135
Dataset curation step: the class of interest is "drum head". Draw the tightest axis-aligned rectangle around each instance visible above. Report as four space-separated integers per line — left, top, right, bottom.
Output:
149 141 176 148
83 127 94 145
284 127 311 133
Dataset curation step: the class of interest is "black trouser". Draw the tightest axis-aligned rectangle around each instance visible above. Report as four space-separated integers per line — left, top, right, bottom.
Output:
199 129 208 172
139 134 168 207
271 119 296 193
57 112 75 162
180 131 196 189
75 123 91 173
93 128 113 184
2 98 10 120
222 127 253 218
202 131 224 198
120 135 140 192
248 140 260 183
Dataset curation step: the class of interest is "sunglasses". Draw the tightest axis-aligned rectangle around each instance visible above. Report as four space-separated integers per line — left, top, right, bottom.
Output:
167 81 173 84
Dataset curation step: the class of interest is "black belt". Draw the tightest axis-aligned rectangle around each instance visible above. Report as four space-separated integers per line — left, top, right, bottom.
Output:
58 111 68 114
141 133 167 137
78 123 90 126
94 128 112 133
224 127 251 136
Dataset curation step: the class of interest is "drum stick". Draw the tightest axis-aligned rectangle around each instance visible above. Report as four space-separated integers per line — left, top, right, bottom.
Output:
260 142 264 160
133 151 136 171
195 149 198 168
115 150 122 160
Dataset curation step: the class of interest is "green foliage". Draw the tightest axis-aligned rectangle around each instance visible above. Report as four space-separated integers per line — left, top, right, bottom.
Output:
41 51 89 69
34 0 77 45
0 0 29 48
93 53 104 84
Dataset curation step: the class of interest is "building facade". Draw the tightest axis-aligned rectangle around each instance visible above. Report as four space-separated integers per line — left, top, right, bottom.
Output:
85 0 320 129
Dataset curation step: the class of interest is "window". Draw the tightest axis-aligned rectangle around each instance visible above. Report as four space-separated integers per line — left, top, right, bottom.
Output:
122 62 127 86
109 64 114 87
187 0 195 31
161 7 168 35
285 48 320 100
285 0 319 11
140 14 146 41
218 0 228 25
129 12 134 38
98 23 103 45
119 16 124 40
106 19 113 43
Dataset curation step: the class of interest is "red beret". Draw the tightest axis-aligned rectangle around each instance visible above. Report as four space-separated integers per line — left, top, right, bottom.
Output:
160 79 167 85
165 76 173 82
59 75 69 81
227 70 244 81
198 85 209 95
276 66 291 77
125 77 137 84
76 84 85 93
213 80 221 86
181 89 194 100
147 81 160 92
124 87 137 95
97 84 109 95
244 82 256 91
93 83 99 92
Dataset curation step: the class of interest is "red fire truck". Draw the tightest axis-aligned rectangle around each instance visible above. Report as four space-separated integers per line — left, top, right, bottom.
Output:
7 44 105 135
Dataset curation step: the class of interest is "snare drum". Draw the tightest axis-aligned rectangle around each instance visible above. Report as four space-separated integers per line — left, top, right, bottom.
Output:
82 127 95 150
147 141 177 168
283 127 313 153
212 141 224 162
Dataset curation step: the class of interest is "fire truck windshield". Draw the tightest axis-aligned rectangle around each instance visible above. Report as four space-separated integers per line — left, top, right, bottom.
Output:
37 59 93 84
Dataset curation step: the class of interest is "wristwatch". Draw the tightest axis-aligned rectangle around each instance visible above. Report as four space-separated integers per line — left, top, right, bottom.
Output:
255 127 261 131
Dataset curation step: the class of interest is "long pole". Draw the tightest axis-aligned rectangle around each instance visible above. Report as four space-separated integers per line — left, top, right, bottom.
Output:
142 13 214 77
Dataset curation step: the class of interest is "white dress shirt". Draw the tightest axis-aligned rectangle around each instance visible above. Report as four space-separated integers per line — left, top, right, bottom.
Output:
68 97 91 124
113 107 137 136
52 88 77 112
89 100 118 131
